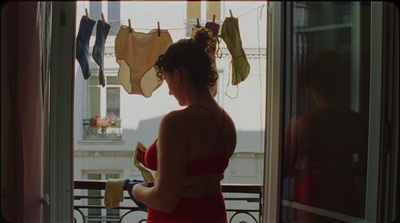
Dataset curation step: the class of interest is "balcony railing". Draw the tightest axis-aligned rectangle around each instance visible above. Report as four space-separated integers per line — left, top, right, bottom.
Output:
82 119 122 140
74 180 263 223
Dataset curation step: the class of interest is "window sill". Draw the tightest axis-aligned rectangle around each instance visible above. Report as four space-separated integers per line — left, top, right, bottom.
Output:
77 140 125 145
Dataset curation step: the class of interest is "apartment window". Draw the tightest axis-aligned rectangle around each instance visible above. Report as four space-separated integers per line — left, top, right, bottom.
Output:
107 2 121 36
106 77 120 117
89 2 102 21
84 75 122 140
89 2 102 37
87 76 120 121
185 1 221 37
90 1 121 36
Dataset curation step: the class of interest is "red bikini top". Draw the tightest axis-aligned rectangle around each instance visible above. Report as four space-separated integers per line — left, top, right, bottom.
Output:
143 104 230 176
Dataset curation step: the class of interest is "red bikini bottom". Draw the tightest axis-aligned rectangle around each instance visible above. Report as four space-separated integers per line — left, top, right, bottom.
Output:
147 191 227 223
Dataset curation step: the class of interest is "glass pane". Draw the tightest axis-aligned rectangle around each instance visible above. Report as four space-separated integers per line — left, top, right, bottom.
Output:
281 2 370 222
281 206 350 223
90 2 102 37
187 1 201 20
89 87 101 118
89 76 99 85
89 2 102 21
106 76 119 85
108 2 120 21
106 87 120 117
108 2 121 36
105 173 119 180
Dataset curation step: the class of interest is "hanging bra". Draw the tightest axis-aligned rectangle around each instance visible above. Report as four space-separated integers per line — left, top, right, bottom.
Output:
144 104 230 176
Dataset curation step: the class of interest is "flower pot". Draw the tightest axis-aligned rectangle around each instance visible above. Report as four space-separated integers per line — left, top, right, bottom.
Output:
90 120 109 127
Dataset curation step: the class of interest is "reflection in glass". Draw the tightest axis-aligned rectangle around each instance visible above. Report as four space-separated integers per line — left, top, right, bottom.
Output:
281 2 370 222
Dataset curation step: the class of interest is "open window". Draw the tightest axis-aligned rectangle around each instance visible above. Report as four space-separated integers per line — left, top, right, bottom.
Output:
73 1 267 222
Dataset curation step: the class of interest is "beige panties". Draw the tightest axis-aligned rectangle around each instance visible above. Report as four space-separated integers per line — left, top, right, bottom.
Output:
115 26 172 97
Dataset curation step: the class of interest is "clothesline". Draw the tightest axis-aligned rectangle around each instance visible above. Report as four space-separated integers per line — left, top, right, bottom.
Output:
77 4 266 33
77 3 265 92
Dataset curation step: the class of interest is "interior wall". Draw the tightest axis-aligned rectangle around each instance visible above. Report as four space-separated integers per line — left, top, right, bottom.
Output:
1 2 44 222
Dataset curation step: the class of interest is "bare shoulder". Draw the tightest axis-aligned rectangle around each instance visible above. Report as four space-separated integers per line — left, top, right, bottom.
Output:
159 109 191 135
162 109 189 124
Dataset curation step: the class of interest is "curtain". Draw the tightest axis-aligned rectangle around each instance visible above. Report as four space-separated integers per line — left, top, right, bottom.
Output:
1 2 50 222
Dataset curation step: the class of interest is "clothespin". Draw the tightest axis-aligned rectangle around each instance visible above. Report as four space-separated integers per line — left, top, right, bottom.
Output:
196 18 200 27
128 19 132 33
157 21 160 37
85 8 89 22
212 14 216 29
229 9 233 17
101 12 106 27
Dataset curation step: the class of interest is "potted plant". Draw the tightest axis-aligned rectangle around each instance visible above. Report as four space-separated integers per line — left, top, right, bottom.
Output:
90 114 109 127
108 113 118 125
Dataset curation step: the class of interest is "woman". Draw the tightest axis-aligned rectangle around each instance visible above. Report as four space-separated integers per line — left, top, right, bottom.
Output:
132 28 237 222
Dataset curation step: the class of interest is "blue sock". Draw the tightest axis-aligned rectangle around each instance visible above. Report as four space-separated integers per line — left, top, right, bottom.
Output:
124 179 148 211
76 16 96 80
92 21 111 86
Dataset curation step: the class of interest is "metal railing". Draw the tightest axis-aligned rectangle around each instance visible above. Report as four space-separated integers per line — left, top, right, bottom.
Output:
82 119 122 140
74 180 262 223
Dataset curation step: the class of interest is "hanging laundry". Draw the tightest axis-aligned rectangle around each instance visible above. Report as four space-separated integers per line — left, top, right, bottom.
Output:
92 20 111 87
76 15 96 80
205 22 220 37
220 16 250 85
104 178 124 209
115 26 172 97
191 24 220 97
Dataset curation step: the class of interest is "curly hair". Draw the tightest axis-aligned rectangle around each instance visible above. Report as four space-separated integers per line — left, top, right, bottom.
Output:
154 28 218 90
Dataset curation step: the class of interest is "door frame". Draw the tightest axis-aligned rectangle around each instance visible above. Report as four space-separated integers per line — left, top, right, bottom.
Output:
49 2 76 222
262 2 395 223
365 2 383 222
262 2 284 222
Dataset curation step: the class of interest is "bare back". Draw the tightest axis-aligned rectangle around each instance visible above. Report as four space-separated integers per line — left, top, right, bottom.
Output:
177 104 237 197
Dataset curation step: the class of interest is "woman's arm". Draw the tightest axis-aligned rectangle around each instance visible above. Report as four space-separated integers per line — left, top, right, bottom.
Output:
132 111 189 213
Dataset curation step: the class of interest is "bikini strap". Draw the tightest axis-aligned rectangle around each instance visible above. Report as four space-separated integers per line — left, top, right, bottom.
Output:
189 104 228 155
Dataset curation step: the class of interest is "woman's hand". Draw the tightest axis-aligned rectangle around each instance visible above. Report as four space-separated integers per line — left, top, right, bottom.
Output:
136 147 146 164
132 181 154 200
141 181 154 187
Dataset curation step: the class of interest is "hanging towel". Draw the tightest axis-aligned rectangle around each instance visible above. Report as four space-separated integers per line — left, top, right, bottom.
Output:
115 26 172 97
220 17 250 85
92 20 111 87
191 25 220 96
76 16 96 80
104 179 125 209
134 142 155 182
